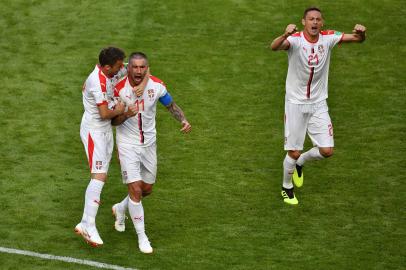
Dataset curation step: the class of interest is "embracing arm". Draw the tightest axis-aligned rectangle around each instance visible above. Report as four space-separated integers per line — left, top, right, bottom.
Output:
341 24 366 43
111 104 138 126
166 102 192 133
98 102 125 120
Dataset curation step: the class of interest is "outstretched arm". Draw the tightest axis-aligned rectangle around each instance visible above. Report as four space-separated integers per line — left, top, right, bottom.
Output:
341 24 366 43
270 24 297 51
166 102 192 133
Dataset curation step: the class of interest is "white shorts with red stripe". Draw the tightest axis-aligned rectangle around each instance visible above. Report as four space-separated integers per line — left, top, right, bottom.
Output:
80 126 113 174
284 99 334 151
117 142 157 185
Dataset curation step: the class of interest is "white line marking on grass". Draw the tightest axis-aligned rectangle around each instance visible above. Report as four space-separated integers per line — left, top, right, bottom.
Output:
0 247 138 270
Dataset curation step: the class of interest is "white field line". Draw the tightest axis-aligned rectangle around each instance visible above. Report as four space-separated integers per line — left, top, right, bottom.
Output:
0 247 138 270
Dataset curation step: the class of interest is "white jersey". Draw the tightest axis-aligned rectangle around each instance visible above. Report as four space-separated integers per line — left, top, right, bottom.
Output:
286 30 344 104
115 75 168 147
81 65 116 131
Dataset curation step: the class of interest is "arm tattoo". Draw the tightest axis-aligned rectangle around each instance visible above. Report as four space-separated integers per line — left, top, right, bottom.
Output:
167 102 186 122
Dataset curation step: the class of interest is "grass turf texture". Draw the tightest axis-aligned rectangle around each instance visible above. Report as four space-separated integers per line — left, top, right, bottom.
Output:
0 0 405 269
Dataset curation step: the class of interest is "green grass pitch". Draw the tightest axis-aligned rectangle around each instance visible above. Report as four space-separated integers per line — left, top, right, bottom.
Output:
0 0 404 269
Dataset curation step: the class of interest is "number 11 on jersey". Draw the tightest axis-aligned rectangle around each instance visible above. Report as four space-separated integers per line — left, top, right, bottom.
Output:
135 99 144 111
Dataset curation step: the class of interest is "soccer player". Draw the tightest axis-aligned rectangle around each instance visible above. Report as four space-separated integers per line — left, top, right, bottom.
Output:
270 7 366 205
111 52 192 253
75 47 127 246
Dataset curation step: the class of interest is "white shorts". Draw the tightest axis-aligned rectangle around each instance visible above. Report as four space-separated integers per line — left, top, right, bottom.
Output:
80 126 113 174
284 100 334 151
117 142 157 185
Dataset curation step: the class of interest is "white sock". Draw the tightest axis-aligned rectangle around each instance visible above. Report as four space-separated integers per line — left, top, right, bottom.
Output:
116 195 129 214
283 154 296 189
297 147 324 166
81 179 104 227
128 198 147 242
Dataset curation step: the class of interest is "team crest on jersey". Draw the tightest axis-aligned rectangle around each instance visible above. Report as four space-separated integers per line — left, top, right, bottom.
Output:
95 161 103 170
148 89 155 100
318 45 325 55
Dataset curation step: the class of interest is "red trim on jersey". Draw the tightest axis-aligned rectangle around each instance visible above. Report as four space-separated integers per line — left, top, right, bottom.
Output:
88 133 94 170
321 30 335 35
138 113 144 144
149 75 166 86
114 76 128 96
307 67 314 99
303 31 319 43
98 68 107 93
97 101 108 106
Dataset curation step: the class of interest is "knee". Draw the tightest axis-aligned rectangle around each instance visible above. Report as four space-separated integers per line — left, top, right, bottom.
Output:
128 183 143 201
91 173 107 182
288 150 301 160
319 147 334 158
142 186 153 197
142 190 152 197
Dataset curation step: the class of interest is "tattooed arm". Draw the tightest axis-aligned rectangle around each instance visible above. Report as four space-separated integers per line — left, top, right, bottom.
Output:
166 102 192 133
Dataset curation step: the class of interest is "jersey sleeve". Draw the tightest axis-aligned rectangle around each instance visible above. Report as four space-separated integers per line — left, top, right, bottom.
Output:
89 85 107 106
286 33 300 51
324 30 344 48
158 83 172 105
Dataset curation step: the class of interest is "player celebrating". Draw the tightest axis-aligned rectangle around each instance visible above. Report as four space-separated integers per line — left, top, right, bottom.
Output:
270 7 366 205
111 52 192 253
75 47 126 246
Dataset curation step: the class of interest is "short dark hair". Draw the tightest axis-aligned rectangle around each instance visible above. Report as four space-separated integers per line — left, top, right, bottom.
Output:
128 52 149 66
303 7 322 19
99 47 125 66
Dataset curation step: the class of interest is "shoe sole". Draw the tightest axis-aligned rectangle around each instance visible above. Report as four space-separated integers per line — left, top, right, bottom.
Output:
74 227 102 248
283 199 299 205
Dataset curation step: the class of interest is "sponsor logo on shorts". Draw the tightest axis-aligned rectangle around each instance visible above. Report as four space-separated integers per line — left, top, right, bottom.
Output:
122 171 128 180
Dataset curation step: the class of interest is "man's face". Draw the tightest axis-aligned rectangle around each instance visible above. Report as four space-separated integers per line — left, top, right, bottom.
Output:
128 58 148 85
302 10 323 37
106 60 124 78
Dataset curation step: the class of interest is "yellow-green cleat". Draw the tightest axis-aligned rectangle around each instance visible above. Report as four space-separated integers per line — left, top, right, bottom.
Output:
292 164 304 188
281 187 298 205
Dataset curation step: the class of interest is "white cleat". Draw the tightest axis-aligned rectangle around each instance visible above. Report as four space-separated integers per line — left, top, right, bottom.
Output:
138 238 153 254
74 223 103 247
112 204 127 232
